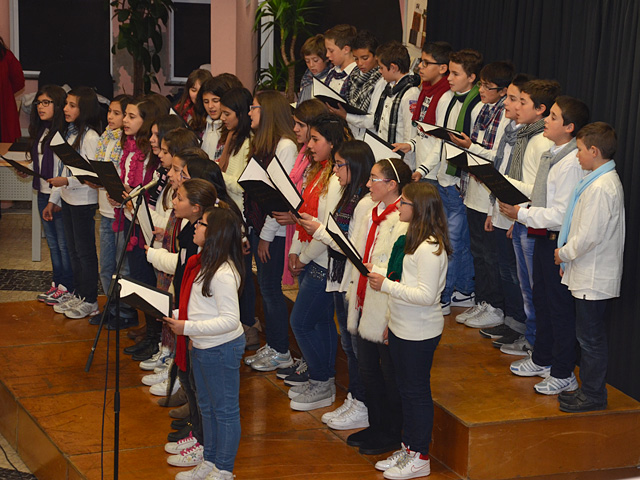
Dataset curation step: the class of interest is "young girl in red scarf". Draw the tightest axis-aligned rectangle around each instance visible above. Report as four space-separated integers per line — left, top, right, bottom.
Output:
174 69 213 131
286 113 352 411
164 205 245 480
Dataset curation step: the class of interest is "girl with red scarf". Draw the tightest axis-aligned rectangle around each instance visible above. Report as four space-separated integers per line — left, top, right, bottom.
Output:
174 69 213 132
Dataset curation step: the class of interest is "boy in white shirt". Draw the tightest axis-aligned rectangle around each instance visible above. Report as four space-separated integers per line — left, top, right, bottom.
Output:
323 24 358 97
372 41 420 169
554 122 624 412
503 96 590 396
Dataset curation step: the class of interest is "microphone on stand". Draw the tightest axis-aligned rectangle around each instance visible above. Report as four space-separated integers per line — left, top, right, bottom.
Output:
119 178 159 205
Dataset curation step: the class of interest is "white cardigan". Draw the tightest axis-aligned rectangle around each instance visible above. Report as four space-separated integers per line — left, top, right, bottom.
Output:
381 238 447 341
221 136 251 212
345 203 407 343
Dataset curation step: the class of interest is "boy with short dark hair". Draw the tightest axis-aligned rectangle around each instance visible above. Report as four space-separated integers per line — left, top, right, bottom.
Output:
554 122 624 412
323 24 358 96
326 30 386 140
373 40 420 168
503 96 590 396
298 34 332 104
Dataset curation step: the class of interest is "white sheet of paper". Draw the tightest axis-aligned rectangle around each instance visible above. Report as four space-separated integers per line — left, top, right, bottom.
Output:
118 277 171 317
363 130 403 161
312 77 345 103
238 158 276 187
265 156 302 210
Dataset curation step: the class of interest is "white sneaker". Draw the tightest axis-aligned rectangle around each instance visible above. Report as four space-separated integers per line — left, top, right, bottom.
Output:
154 356 174 374
455 301 488 324
251 349 294 372
440 301 451 316
150 377 181 396
451 291 476 308
464 304 504 328
45 284 69 305
53 294 82 313
167 443 204 467
65 300 100 319
142 367 169 386
140 345 171 370
205 470 234 480
243 344 272 366
534 373 579 395
288 382 311 399
375 445 408 471
383 449 431 479
290 379 336 411
37 282 58 302
165 431 198 454
327 397 369 430
510 355 551 378
175 460 216 480
321 392 353 424
500 335 533 356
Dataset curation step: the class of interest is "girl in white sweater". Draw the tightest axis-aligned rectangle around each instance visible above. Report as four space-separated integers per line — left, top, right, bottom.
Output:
368 182 450 479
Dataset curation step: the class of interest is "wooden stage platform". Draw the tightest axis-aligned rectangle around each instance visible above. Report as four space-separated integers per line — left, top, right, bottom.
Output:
1 298 639 480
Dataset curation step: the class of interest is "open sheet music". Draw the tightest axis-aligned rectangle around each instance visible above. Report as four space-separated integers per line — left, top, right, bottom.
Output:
238 156 303 216
118 276 173 319
326 213 369 276
50 132 100 184
1 155 48 180
363 129 405 161
443 142 529 205
90 160 127 203
415 121 465 141
312 77 367 115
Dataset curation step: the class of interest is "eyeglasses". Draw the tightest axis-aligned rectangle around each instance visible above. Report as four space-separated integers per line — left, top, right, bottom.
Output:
421 60 446 67
369 176 392 183
34 100 53 107
180 171 190 180
399 199 414 207
477 82 502 91
196 219 208 227
334 162 348 169
249 105 261 111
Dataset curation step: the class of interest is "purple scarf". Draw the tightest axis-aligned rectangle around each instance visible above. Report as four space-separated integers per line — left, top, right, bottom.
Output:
31 122 55 191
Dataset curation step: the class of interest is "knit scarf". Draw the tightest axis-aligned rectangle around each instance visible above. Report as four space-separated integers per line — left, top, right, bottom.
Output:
412 76 450 125
295 160 329 243
95 127 123 165
176 253 202 371
327 190 361 284
31 122 54 191
356 199 400 310
490 120 521 205
347 66 382 112
177 98 194 124
557 160 616 271
149 166 168 209
470 96 505 149
386 234 406 282
506 118 545 181
324 66 351 97
445 85 481 176
374 74 420 144
283 145 310 285
531 139 577 208
300 64 332 92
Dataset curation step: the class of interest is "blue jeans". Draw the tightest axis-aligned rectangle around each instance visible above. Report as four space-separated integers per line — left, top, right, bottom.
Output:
467 208 502 309
437 184 474 303
334 292 365 401
388 330 440 455
37 192 73 290
511 222 536 344
191 335 245 472
290 262 337 382
249 230 289 354
99 215 117 294
494 227 526 324
575 298 609 404
62 201 98 303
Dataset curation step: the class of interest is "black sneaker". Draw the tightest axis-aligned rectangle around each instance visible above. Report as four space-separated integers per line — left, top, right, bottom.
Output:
479 323 515 339
276 357 304 380
283 361 309 386
492 330 522 348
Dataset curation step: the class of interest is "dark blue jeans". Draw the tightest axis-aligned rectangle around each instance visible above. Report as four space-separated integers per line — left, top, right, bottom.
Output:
467 208 502 309
494 227 526 324
61 201 98 303
512 222 536 343
290 262 337 382
334 292 365 401
531 236 576 379
38 192 73 290
191 334 245 472
239 251 256 327
575 298 609 404
249 230 289 353
388 330 440 455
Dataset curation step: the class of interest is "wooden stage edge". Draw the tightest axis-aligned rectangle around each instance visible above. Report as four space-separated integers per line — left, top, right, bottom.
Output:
1 298 640 480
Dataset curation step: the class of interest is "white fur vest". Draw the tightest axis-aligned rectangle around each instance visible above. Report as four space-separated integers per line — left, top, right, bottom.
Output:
346 207 407 343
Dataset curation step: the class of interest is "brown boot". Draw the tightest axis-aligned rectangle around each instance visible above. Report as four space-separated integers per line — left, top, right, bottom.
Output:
169 402 190 419
157 386 187 407
243 318 262 351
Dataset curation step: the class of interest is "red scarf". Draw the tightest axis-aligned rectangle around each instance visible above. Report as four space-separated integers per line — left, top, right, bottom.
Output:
412 76 451 124
356 199 400 310
295 160 328 243
175 253 202 371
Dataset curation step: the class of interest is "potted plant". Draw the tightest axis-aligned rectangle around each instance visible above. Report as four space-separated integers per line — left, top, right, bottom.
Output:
111 0 174 95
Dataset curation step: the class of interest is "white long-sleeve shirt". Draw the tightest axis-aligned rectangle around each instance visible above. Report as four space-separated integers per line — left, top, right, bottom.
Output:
516 144 584 231
414 90 455 181
557 168 625 300
183 261 244 349
55 129 100 206
381 238 447 341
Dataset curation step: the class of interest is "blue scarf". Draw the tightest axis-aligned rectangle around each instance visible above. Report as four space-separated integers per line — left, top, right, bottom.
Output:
557 160 616 270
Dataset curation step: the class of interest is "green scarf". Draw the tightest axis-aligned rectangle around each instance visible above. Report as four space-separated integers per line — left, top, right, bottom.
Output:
446 84 481 176
386 235 407 282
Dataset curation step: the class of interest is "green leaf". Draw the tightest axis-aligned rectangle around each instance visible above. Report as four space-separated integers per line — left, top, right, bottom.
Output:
117 9 129 22
152 53 161 72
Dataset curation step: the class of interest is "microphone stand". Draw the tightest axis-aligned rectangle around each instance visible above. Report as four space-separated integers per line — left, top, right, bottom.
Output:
85 193 145 480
